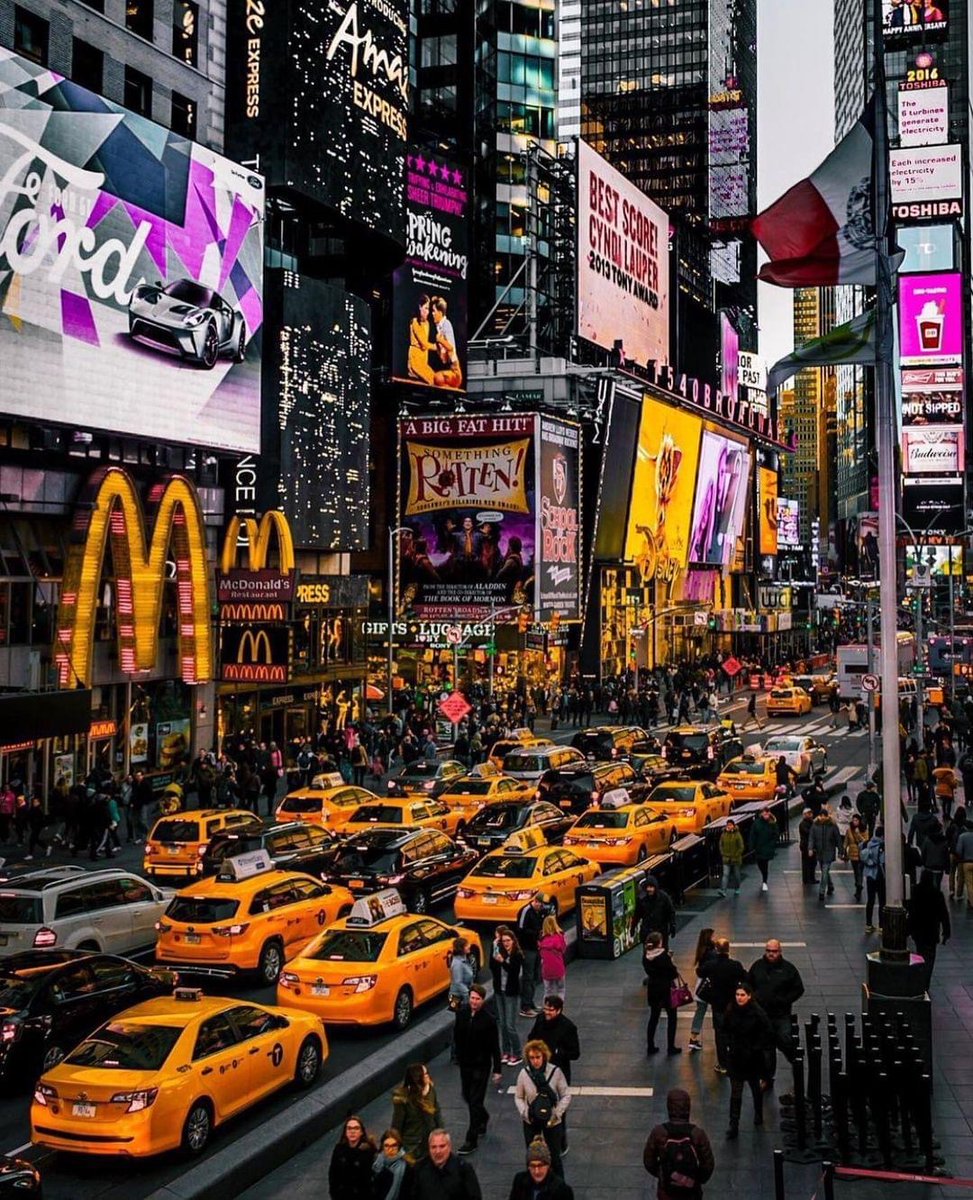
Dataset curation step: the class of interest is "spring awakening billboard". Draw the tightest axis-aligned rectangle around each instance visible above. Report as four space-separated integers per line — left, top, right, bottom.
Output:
391 149 469 392
0 47 264 453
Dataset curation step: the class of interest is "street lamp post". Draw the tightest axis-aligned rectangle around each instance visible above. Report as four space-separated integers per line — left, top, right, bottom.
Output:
386 527 411 717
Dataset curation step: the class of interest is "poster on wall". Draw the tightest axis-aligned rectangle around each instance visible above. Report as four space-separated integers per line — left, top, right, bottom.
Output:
156 720 191 769
0 48 264 453
129 723 149 765
576 140 670 368
898 274 963 366
391 150 469 393
758 467 779 555
537 418 581 620
688 431 752 567
53 753 74 789
776 498 800 547
398 414 536 619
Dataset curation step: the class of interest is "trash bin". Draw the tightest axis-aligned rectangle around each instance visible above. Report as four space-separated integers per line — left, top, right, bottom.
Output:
575 855 670 959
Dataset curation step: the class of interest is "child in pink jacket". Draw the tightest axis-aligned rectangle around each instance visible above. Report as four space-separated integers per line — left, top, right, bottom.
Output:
538 915 567 998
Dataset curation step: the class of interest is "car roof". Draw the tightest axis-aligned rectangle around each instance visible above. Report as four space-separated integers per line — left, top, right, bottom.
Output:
111 994 238 1023
329 911 453 935
0 948 107 974
175 868 320 896
0 868 140 895
340 828 424 849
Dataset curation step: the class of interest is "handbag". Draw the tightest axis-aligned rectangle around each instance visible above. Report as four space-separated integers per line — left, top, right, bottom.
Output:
694 976 713 1004
669 975 694 1009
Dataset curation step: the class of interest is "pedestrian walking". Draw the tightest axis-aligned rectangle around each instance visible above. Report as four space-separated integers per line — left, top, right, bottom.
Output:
634 875 676 946
538 916 567 999
742 692 765 731
856 778 881 836
371 1129 414 1200
920 820 950 890
834 794 858 841
643 1087 715 1200
390 1064 442 1166
413 1131 482 1200
933 764 958 822
946 806 968 899
907 872 950 990
862 825 887 933
23 796 46 861
953 821 973 909
696 936 747 1074
687 928 717 1053
329 1115 377 1200
809 806 841 901
490 927 524 1065
723 984 775 1138
747 940 804 1084
528 995 580 1155
454 984 502 1155
718 819 744 896
749 806 778 892
844 815 868 900
513 1040 571 1177
797 808 817 885
516 894 547 1017
508 1140 574 1200
642 931 682 1057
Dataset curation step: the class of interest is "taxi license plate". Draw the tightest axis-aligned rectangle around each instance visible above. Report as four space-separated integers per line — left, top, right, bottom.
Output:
734 783 746 790
349 879 364 889
559 801 572 809
482 895 499 904
167 846 182 855
184 933 201 945
681 751 692 758
312 984 330 997
72 1103 96 1118
478 837 493 848
588 841 601 848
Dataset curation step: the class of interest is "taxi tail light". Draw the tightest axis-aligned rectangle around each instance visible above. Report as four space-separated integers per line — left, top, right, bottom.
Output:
155 921 172 933
379 874 406 886
213 923 250 937
111 1088 159 1112
279 971 300 988
456 887 474 899
342 975 378 993
508 890 535 901
1 1020 20 1042
34 1083 58 1105
33 928 57 948
680 807 697 818
197 846 208 857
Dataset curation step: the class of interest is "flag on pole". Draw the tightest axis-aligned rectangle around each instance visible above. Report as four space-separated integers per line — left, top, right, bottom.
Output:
767 309 876 393
752 101 875 287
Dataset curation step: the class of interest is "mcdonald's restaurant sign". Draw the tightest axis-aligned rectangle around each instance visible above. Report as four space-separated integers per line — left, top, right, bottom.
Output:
221 624 291 684
54 467 213 689
217 512 296 618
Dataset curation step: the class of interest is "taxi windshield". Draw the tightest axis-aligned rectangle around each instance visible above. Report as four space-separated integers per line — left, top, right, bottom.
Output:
765 738 801 752
666 734 708 752
770 689 793 699
154 819 200 843
472 855 537 879
279 796 322 814
468 806 517 831
349 805 403 824
67 1022 183 1070
0 973 43 1008
167 896 240 924
307 929 388 963
400 764 438 780
448 780 494 796
503 753 547 772
573 811 629 829
722 761 766 776
649 786 696 802
334 846 399 874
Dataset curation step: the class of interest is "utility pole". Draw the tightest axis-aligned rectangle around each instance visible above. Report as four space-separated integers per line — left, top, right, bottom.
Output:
865 592 877 778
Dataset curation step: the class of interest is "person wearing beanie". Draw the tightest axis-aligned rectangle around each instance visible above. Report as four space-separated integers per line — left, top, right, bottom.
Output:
643 1088 715 1200
507 1139 574 1200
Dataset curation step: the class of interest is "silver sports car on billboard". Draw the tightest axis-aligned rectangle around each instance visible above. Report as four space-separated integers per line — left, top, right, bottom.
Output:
128 279 247 369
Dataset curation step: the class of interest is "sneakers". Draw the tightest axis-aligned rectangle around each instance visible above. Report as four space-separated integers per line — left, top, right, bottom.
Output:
761 882 768 892
688 1037 703 1052
865 924 876 933
507 1055 523 1066
646 1045 660 1056
519 1008 538 1018
457 1143 477 1156
22 855 33 862
667 1046 683 1056
715 1065 728 1075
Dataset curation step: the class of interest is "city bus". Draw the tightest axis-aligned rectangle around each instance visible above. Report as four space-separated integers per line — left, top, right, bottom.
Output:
836 634 915 700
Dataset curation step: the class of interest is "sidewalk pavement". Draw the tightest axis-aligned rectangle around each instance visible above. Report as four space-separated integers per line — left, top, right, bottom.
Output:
239 836 973 1200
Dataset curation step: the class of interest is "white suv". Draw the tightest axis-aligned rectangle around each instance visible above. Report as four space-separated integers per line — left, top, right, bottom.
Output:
0 867 173 957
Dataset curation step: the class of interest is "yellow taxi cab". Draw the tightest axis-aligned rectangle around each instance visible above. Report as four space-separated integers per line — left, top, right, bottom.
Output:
563 804 675 867
31 988 326 1157
644 780 732 836
766 686 813 717
488 731 553 772
716 756 778 804
154 851 356 985
143 809 264 881
435 774 533 825
277 889 482 1031
454 841 600 923
275 784 379 829
338 798 463 837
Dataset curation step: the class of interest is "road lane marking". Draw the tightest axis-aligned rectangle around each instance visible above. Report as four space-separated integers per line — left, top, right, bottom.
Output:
506 1085 654 1097
732 941 807 948
4 1143 30 1156
826 904 866 909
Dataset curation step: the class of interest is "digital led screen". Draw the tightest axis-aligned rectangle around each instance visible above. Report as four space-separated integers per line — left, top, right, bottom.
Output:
897 82 949 147
890 145 962 205
0 47 264 452
898 225 954 274
688 430 751 567
392 149 469 393
776 498 800 548
758 467 779 556
537 418 581 621
577 140 670 369
266 272 371 550
898 273 963 366
883 0 948 38
720 313 740 399
593 388 640 562
902 475 964 534
226 0 407 249
901 425 964 474
901 367 963 426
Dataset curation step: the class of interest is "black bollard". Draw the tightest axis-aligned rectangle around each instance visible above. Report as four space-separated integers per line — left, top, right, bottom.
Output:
810 1037 824 1141
793 1051 808 1152
823 1161 836 1200
918 1071 935 1173
873 1071 893 1166
774 1148 786 1200
835 1070 851 1161
896 1058 913 1156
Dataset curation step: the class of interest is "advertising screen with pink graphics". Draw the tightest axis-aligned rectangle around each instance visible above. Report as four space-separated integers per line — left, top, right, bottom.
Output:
0 47 264 452
688 430 751 567
898 273 963 367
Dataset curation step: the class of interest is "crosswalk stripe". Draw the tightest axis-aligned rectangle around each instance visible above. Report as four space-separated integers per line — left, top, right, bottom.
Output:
505 1085 654 1097
826 765 860 789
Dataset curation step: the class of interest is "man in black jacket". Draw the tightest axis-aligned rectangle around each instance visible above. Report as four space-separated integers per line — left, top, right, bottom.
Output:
697 937 746 1073
747 940 805 1083
414 1130 483 1200
529 995 581 1152
453 984 502 1155
633 875 676 946
517 893 548 1016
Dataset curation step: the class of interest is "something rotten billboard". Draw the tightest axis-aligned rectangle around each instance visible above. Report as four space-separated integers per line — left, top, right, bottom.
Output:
391 149 469 393
0 48 264 452
537 418 582 621
397 414 537 620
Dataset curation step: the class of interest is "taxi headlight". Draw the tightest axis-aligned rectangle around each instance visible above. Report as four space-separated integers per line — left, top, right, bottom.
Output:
112 1088 159 1112
280 971 300 987
212 923 250 937
33 1083 58 1106
341 975 378 993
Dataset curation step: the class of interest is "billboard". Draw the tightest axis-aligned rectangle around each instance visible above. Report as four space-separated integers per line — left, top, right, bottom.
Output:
890 145 962 205
624 399 703 576
758 467 779 555
226 0 407 249
397 414 536 619
720 313 740 400
883 0 948 38
898 224 954 273
537 418 582 621
577 140 669 368
220 624 291 683
901 366 963 425
897 82 949 147
688 430 751 567
0 47 264 453
901 425 964 474
391 149 469 392
264 273 371 550
777 498 800 548
902 475 964 533
898 274 963 366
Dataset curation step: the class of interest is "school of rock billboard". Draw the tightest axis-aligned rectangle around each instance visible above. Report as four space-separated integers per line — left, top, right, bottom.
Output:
391 148 469 393
0 47 264 453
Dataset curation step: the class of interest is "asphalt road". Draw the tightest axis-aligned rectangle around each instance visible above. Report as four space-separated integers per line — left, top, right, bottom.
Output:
0 689 872 1196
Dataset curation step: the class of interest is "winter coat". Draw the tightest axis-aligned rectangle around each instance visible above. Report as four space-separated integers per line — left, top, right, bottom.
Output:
749 814 778 860
843 827 867 862
538 931 567 981
634 878 676 942
697 954 747 1012
907 880 951 947
809 816 841 864
390 1084 442 1164
526 1012 580 1084
330 1141 377 1200
724 998 776 1080
835 804 858 839
643 1088 716 1200
857 787 881 821
798 815 814 850
371 1150 413 1200
908 809 940 847
861 835 886 879
413 1155 482 1200
747 955 805 1019
921 826 950 873
514 1061 571 1126
448 953 475 1003
508 1169 574 1200
490 945 523 996
719 829 744 866
642 945 679 1007
453 1007 502 1074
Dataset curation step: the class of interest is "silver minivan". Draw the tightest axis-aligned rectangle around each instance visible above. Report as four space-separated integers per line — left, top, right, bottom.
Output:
502 745 587 783
0 867 173 957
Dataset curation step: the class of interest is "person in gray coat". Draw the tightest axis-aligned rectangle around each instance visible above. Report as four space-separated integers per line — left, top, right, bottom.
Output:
808 807 841 901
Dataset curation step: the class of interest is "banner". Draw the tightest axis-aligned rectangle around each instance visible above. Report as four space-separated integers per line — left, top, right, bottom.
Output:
890 145 962 206
688 431 752 566
758 467 779 555
537 418 581 620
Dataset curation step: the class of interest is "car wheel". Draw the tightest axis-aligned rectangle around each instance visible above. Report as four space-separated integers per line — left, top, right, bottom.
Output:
393 987 414 1030
257 939 284 986
234 325 246 363
41 1044 66 1072
293 1036 322 1089
410 890 429 915
200 322 219 369
77 941 99 952
182 1099 213 1155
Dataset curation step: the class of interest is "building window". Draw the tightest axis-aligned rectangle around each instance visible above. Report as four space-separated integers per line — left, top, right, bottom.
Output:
77 0 105 13
14 7 48 66
124 66 152 117
72 38 103 93
170 92 196 137
125 0 153 41
172 0 198 67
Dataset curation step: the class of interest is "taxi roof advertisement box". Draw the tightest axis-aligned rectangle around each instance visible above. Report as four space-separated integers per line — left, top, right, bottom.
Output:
576 140 670 368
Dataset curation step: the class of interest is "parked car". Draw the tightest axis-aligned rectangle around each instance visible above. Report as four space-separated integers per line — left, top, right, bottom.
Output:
661 725 743 778
326 828 480 914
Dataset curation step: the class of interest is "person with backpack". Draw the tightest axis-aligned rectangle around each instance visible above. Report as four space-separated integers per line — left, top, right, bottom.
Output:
513 1040 571 1177
643 1087 715 1200
862 825 887 934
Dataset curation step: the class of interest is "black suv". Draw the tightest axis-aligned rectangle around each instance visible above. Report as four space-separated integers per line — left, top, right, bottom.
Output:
662 725 744 778
536 761 655 817
570 726 659 763
460 801 575 853
326 829 480 914
0 949 175 1086
201 821 342 880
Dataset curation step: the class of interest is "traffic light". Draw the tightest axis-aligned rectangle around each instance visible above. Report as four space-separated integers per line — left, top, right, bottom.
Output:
518 610 530 633
707 615 718 631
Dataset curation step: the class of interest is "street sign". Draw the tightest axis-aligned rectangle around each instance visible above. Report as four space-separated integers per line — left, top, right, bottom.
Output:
861 673 880 693
722 656 742 677
438 693 472 724
445 625 463 646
